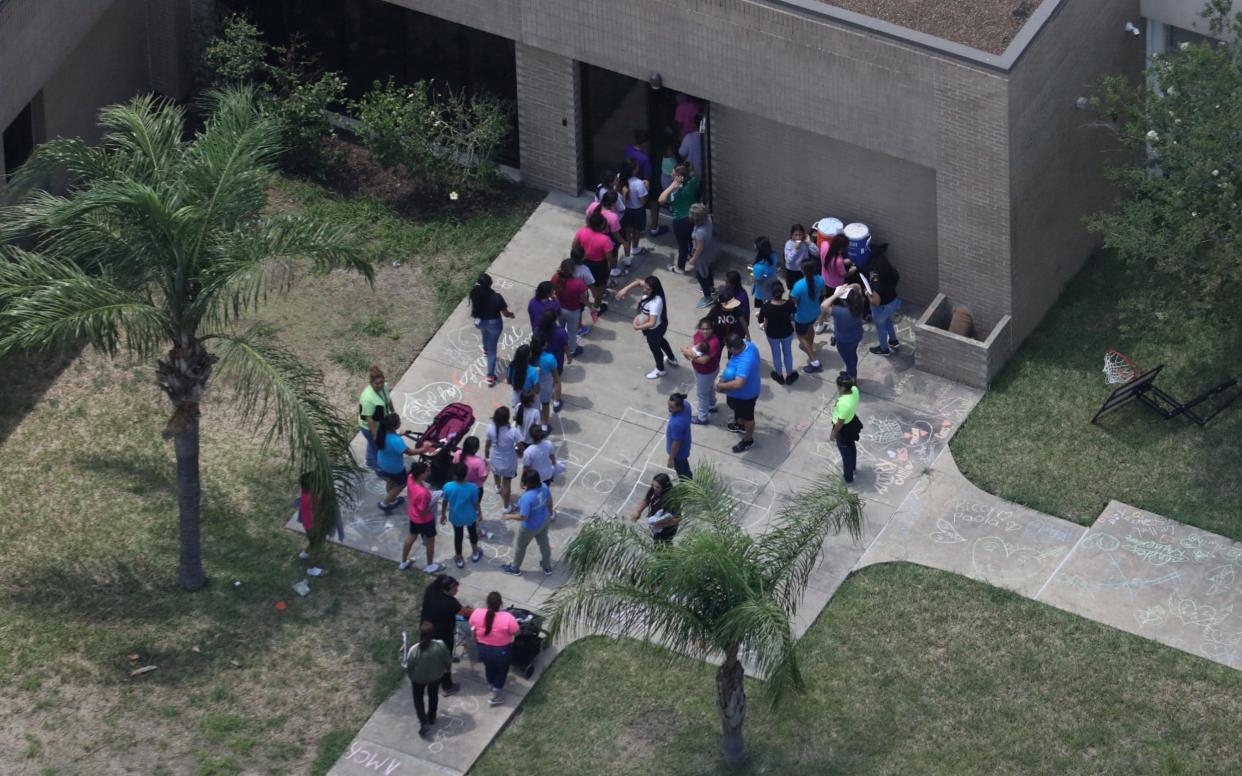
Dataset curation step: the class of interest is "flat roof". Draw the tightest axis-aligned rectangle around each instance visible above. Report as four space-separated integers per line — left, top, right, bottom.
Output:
823 0 1046 55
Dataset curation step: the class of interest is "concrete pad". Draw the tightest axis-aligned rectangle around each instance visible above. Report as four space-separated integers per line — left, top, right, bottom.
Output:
1037 502 1242 669
857 450 1087 599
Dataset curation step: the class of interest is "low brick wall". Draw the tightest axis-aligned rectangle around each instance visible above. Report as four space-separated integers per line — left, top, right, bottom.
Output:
915 293 1013 389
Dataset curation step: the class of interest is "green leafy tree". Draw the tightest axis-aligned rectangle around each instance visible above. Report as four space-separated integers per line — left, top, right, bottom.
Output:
1088 1 1242 315
545 465 863 768
0 89 371 590
353 78 510 198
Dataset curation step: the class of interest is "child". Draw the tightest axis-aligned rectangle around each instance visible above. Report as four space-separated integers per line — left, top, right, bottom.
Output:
485 407 522 514
454 436 492 538
294 472 344 577
440 463 483 568
622 157 649 264
516 391 542 446
399 462 441 574
520 425 560 522
500 469 554 577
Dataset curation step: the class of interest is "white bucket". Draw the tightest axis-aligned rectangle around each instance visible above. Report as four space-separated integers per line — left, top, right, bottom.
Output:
813 217 843 238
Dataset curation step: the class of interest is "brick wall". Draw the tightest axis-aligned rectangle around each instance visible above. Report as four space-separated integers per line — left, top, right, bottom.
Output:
1007 0 1142 340
710 104 940 309
915 294 1014 388
144 0 193 98
514 44 582 192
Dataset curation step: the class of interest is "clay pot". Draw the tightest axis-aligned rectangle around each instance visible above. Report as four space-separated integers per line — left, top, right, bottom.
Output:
949 306 975 338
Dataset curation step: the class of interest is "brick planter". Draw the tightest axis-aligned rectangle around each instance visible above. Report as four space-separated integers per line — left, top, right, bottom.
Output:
914 294 1013 389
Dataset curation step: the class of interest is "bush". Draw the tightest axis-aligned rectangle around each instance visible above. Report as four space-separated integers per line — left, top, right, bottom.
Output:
353 78 510 198
201 16 344 178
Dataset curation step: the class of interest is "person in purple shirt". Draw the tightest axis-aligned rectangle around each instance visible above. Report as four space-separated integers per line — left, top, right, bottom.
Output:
528 281 562 331
715 334 761 454
624 130 652 180
665 392 693 480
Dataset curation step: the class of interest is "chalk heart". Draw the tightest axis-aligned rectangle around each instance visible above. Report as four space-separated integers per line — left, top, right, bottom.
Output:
971 536 1049 584
401 382 464 425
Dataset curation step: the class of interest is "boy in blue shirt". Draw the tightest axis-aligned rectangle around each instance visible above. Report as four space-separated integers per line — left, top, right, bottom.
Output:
715 334 761 453
440 463 483 568
501 470 553 577
665 392 693 480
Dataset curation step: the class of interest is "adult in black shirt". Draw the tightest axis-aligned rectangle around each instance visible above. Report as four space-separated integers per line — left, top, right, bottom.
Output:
757 279 798 385
420 574 473 694
867 256 902 355
469 273 515 387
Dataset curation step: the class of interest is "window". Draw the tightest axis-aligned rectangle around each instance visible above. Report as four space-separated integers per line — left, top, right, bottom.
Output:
3 102 35 179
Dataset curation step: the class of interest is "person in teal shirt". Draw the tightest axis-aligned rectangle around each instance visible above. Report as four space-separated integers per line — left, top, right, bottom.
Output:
751 238 778 304
440 463 482 567
790 260 828 373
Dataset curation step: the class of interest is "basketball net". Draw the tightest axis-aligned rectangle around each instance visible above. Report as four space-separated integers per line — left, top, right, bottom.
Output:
1103 349 1139 385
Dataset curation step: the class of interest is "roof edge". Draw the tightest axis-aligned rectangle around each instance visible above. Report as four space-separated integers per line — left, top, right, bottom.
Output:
762 0 1069 73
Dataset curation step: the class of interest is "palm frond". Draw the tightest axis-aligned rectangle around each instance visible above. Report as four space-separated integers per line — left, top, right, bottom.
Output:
0 247 171 357
94 94 187 183
557 515 657 583
716 596 803 703
3 137 116 201
667 463 745 531
754 478 863 615
544 579 711 658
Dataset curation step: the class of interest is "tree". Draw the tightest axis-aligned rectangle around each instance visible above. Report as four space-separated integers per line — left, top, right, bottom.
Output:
0 89 371 590
545 465 863 768
1088 1 1242 316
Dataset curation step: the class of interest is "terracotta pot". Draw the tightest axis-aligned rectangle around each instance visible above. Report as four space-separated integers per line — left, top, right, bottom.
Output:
949 306 975 338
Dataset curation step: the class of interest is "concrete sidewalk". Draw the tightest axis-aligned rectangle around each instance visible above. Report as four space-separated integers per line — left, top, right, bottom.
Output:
311 193 1238 776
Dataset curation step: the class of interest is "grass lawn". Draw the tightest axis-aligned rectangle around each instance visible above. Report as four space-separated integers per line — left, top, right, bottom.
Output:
474 563 1242 775
0 171 539 774
950 250 1242 540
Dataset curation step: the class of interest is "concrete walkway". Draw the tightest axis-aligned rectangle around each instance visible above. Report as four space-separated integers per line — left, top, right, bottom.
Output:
310 194 1239 776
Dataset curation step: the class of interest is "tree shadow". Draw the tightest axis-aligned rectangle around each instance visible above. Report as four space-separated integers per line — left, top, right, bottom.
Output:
0 346 80 446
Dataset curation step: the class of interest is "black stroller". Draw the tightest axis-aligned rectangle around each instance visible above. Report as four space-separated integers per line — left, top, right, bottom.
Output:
507 607 548 679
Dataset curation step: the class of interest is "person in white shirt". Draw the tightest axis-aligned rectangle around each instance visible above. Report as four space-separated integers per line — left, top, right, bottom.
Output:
621 158 650 267
783 223 819 288
519 425 558 521
616 275 679 379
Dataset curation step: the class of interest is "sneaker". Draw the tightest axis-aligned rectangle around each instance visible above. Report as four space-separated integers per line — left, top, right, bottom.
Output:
889 338 901 349
470 549 483 563
307 566 326 577
424 562 443 574
727 421 745 434
732 438 755 453
830 335 836 347
488 693 504 707
598 303 608 315
590 309 601 323
542 565 553 577
690 416 709 425
609 267 623 277
455 556 465 569
553 400 563 413
633 247 649 256
377 496 405 513
298 550 310 561
708 405 719 414
398 559 413 571
696 296 713 308
666 265 682 274
814 322 830 334
771 370 785 385
549 511 557 523
786 371 800 386
869 346 892 356
578 325 591 337
419 723 430 737
607 277 619 289
481 529 494 541
505 503 520 514
648 227 661 236
571 346 585 357
501 564 522 576
664 358 678 369
652 225 669 236
803 362 823 374
486 375 496 387
647 368 666 379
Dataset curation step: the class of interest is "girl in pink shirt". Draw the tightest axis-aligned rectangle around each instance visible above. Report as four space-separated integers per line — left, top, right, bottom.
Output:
469 592 521 706
453 436 491 537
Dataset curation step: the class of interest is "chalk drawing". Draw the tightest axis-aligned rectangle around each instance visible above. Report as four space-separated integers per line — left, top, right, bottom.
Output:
343 741 402 774
1200 625 1242 663
1123 536 1187 566
970 536 1059 582
1053 573 1092 592
1167 590 1233 628
1134 605 1167 628
1080 533 1121 553
1096 570 1183 593
951 500 1018 530
930 517 965 544
1022 521 1076 544
401 382 463 425
428 695 480 754
1206 564 1236 596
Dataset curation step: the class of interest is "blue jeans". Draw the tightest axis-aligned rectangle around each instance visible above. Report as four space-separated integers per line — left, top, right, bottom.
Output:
872 298 901 350
477 643 512 691
478 318 504 378
836 339 860 378
360 428 378 471
767 335 794 377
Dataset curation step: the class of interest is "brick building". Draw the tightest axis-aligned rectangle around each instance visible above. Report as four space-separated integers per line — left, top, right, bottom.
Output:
0 1 1228 384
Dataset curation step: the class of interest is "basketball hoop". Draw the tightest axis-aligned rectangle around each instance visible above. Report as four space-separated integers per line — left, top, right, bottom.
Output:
1103 349 1140 385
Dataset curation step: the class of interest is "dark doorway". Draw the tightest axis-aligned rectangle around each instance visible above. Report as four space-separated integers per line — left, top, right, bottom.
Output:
3 101 36 180
579 64 710 203
223 0 520 166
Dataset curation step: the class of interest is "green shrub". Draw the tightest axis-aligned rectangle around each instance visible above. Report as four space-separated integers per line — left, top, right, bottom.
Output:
202 14 266 86
354 78 510 198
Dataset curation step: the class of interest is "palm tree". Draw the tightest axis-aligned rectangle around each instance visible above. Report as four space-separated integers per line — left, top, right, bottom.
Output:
0 89 371 590
546 464 863 768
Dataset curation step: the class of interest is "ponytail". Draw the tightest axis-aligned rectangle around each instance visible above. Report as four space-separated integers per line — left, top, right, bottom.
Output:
418 620 433 650
469 273 493 314
484 591 502 636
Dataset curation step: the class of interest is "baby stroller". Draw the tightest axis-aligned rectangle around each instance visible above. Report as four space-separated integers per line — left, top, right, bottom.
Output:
403 402 475 455
507 607 548 679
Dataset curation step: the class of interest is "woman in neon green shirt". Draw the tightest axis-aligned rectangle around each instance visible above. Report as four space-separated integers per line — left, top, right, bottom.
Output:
359 366 394 473
829 372 863 484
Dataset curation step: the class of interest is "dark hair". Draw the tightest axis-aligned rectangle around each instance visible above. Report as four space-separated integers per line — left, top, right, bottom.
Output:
724 270 742 295
668 392 686 410
534 280 555 301
461 436 480 458
836 371 857 389
508 344 532 391
699 313 726 341
753 237 773 264
555 258 576 291
379 413 401 435
409 461 429 479
768 279 786 300
538 308 559 338
598 170 619 190
640 275 668 327
800 259 818 289
418 620 434 649
826 233 849 260
587 211 607 232
492 405 511 428
529 424 547 443
725 332 745 352
845 285 865 318
570 243 586 263
451 462 468 481
484 591 502 636
431 573 458 596
521 468 542 489
596 190 617 210
469 274 493 314
789 223 806 237
529 334 547 361
646 472 674 505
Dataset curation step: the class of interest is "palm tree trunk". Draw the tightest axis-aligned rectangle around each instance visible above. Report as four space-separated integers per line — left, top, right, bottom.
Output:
159 337 214 592
716 646 747 768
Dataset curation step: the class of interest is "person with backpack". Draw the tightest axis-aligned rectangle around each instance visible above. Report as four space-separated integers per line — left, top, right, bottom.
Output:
485 407 522 514
399 462 441 574
469 274 515 388
441 463 483 568
500 469 554 577
468 591 521 706
402 621 452 737
419 575 473 696
829 372 863 483
358 366 394 473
